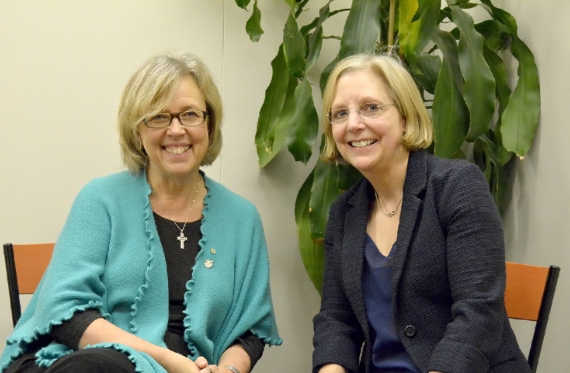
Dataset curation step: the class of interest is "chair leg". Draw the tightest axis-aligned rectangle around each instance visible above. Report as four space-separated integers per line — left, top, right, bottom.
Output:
527 265 560 373
3 243 22 327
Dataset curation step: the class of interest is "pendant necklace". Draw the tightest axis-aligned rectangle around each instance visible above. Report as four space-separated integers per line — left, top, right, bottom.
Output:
375 191 402 218
153 179 200 249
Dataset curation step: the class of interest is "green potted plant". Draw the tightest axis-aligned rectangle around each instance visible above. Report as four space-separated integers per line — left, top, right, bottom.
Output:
234 0 540 293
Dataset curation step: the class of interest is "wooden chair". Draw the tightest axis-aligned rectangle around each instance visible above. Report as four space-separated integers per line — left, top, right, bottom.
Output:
3 242 55 327
505 262 560 373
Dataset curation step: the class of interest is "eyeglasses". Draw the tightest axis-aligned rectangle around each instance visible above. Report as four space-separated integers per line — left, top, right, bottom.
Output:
328 103 396 125
143 110 209 128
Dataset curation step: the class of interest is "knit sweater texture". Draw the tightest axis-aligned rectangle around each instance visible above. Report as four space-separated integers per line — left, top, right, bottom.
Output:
0 171 282 372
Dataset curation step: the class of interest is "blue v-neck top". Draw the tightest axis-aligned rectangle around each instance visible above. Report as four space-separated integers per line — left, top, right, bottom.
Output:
362 235 421 373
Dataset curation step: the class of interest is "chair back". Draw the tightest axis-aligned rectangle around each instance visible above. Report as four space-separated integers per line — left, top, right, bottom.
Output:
505 262 560 373
3 242 55 327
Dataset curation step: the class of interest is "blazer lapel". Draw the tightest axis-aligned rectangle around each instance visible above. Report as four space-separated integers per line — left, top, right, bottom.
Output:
391 150 428 292
338 151 428 339
341 180 374 337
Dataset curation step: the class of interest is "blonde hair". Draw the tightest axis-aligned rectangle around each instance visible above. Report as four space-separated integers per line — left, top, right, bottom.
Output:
118 52 223 173
321 53 433 163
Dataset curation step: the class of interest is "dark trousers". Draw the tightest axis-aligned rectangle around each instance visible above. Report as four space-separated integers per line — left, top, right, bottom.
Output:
5 348 136 373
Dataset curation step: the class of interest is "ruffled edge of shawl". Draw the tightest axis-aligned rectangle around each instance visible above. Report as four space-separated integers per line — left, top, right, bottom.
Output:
180 173 283 362
181 171 210 359
129 179 156 333
2 301 105 371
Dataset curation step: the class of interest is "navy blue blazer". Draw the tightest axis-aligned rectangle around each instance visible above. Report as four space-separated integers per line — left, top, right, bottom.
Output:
313 150 530 373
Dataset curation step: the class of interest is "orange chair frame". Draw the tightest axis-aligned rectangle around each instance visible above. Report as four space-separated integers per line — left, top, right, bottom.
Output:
505 262 560 373
3 242 55 327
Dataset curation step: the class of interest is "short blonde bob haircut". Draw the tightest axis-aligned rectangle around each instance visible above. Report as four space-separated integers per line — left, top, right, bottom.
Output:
321 53 433 163
118 52 223 173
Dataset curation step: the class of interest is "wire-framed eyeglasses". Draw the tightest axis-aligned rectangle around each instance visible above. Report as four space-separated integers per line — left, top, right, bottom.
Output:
328 103 396 125
143 110 209 128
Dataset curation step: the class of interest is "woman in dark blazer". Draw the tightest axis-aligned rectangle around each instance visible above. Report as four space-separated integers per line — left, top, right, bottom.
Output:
312 54 531 373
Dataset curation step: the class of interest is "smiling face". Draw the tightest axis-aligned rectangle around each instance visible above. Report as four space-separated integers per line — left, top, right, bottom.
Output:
331 69 408 176
138 76 209 184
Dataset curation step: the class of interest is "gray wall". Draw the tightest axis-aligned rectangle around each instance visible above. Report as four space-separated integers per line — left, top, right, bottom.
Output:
496 1 570 371
0 1 568 372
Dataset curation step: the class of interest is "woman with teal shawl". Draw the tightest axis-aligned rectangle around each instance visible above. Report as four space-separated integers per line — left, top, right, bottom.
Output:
1 52 282 373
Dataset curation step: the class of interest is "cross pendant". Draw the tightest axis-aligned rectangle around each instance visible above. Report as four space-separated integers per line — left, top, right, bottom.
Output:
177 232 188 249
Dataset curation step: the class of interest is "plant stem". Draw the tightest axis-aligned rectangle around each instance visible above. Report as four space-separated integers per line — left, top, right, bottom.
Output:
388 0 396 47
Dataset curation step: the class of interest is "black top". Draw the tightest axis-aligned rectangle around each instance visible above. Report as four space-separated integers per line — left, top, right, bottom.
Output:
155 213 201 354
51 213 264 367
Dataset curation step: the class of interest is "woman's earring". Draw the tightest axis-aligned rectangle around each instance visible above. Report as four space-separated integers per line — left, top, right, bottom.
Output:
137 136 143 150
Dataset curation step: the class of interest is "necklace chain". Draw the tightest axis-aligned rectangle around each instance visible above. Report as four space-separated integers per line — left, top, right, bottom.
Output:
153 178 200 249
374 191 402 218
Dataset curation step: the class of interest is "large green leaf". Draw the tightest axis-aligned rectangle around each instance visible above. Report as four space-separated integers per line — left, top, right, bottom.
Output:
411 0 439 22
450 6 496 141
475 19 508 51
255 45 299 167
235 0 251 10
295 160 360 293
296 0 311 14
245 0 264 42
295 170 325 294
287 79 319 164
337 163 363 192
400 0 440 66
413 54 441 94
309 159 362 240
482 47 513 166
294 157 360 294
477 135 508 214
458 2 476 9
294 170 312 225
305 2 330 74
481 0 540 157
472 136 487 174
399 0 419 54
338 0 382 59
480 41 511 116
431 29 469 158
309 160 343 241
283 11 307 78
378 0 392 46
284 0 298 8
500 35 540 157
306 28 324 74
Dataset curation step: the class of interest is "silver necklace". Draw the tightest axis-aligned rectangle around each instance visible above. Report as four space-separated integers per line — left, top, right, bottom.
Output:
153 180 200 249
374 191 402 218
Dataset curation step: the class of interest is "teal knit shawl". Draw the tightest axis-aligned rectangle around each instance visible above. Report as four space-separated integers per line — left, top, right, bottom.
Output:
0 171 282 372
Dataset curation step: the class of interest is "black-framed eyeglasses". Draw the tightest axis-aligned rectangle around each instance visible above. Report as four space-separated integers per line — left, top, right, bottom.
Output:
143 110 209 128
328 102 396 125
